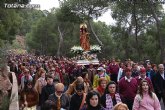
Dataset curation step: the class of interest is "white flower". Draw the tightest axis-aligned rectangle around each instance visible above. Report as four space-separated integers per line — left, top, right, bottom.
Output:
90 45 101 53
70 45 101 55
70 46 83 54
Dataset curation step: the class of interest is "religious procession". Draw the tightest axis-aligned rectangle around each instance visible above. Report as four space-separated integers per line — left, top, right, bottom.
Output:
4 23 164 110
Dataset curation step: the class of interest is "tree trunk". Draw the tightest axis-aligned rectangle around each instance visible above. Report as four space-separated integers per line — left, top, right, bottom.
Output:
88 20 104 46
57 26 64 57
45 32 48 55
40 40 43 55
132 2 140 60
125 24 133 59
147 0 165 61
124 32 130 59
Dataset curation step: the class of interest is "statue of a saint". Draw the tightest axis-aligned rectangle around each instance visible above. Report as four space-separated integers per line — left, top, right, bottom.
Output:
80 23 90 51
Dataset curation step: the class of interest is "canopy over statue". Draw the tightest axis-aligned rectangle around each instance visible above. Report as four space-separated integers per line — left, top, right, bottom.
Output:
80 23 90 51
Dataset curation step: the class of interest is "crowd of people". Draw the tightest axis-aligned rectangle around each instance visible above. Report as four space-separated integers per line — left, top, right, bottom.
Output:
7 54 165 110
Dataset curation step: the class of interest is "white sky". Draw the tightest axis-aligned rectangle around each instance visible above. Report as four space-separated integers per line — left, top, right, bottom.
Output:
30 0 164 25
30 0 59 11
30 0 114 25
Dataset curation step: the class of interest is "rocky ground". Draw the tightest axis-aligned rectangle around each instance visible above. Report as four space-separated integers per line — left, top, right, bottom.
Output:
0 71 12 109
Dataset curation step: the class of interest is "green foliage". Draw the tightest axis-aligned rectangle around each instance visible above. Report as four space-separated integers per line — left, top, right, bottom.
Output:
89 21 114 58
109 0 165 62
0 9 22 44
0 95 10 110
59 0 110 20
53 7 81 23
0 0 31 45
26 11 59 55
18 9 45 35
0 0 163 63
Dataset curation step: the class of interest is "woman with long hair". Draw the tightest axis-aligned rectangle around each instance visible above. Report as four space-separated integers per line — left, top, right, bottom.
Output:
85 91 104 110
19 81 39 110
101 81 121 110
132 80 161 110
81 72 92 93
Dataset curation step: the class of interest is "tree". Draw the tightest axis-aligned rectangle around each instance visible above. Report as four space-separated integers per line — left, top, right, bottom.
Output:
26 15 58 55
109 0 164 62
18 9 45 35
146 0 165 61
51 8 80 56
26 9 78 56
0 0 31 45
59 0 110 46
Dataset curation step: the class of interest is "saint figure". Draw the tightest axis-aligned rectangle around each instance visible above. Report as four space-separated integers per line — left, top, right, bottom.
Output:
80 23 90 51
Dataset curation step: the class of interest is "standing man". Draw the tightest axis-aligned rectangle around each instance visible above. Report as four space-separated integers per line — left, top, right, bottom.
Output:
47 83 70 110
108 58 119 83
131 63 139 78
69 83 86 110
87 64 96 84
153 64 165 106
146 64 155 81
118 67 138 110
40 75 55 107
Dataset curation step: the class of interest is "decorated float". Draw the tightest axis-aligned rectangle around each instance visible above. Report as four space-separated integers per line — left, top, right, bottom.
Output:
70 23 100 65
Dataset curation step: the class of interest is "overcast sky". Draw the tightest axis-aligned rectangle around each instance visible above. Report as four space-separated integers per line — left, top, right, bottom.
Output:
30 0 115 25
30 0 165 25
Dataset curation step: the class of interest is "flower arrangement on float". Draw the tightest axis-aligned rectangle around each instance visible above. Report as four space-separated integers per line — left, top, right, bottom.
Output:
90 45 101 53
70 46 83 55
70 45 101 55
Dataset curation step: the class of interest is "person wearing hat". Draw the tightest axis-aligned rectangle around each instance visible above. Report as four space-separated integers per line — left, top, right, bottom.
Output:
93 67 110 88
135 67 153 91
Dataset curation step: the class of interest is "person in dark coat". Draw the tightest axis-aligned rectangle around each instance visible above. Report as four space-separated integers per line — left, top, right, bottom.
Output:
69 83 86 110
46 83 70 110
40 75 55 106
153 64 165 106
